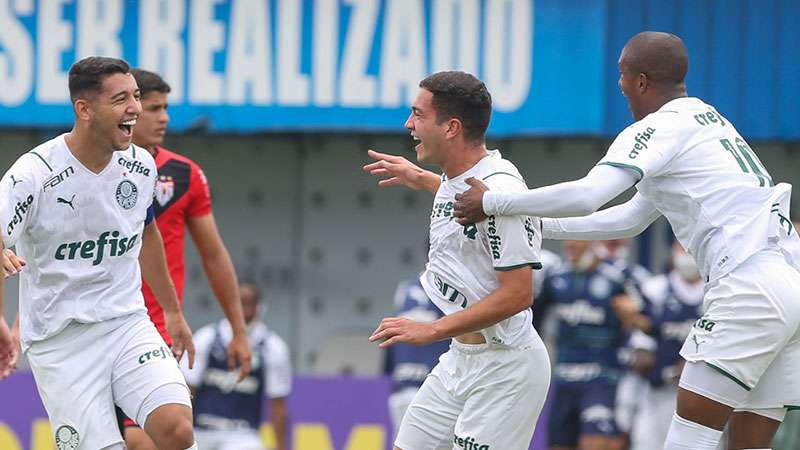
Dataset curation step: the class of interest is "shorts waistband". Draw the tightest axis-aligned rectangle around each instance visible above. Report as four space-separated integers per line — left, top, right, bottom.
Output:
450 339 491 354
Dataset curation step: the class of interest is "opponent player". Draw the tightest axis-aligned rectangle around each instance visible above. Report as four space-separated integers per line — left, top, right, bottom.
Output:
368 71 551 450
0 57 197 450
383 274 449 438
630 242 704 450
446 32 800 449
122 68 252 450
536 240 642 450
183 283 291 450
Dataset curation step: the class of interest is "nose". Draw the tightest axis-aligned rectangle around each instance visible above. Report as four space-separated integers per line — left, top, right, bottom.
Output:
404 113 414 130
161 109 170 125
128 97 142 115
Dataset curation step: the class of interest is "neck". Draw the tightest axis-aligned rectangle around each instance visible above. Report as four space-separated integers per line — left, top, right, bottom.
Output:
440 141 488 179
641 87 688 118
64 125 115 173
137 142 158 157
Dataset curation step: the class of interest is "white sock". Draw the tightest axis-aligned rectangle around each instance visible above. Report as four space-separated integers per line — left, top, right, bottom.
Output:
663 413 723 450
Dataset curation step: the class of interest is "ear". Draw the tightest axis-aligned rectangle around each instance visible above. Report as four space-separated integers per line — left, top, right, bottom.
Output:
73 99 92 121
445 118 462 140
638 72 648 93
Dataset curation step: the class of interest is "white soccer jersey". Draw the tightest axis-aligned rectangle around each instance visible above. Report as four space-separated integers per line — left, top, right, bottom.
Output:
598 97 799 282
183 320 292 399
0 134 156 349
420 150 542 348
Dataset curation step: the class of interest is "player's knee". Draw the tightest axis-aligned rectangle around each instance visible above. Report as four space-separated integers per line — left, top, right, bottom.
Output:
157 416 194 450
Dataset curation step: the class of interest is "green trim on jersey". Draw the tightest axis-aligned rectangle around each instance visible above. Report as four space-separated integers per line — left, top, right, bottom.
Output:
705 362 751 391
482 171 525 183
597 161 643 179
495 262 543 271
29 151 53 171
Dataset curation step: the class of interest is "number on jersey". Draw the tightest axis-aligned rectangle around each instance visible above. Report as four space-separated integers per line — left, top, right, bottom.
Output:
719 138 773 187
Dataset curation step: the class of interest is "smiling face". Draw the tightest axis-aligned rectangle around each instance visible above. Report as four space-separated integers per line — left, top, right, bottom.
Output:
84 72 142 151
618 53 646 121
133 91 170 150
405 88 448 165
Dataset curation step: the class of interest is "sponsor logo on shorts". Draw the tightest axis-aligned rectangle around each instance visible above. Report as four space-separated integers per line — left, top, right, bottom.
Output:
693 317 716 332
138 346 172 364
54 231 139 266
628 127 656 159
454 434 490 450
55 424 80 450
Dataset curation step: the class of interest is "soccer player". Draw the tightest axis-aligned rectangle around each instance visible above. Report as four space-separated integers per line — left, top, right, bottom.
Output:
370 31 800 449
0 57 198 450
384 275 449 439
367 71 551 450
121 68 252 450
535 240 643 450
182 283 291 450
630 242 705 450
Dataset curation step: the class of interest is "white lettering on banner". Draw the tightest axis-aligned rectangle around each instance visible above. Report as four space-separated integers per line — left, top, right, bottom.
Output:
226 0 271 105
431 0 479 74
2 0 536 116
0 0 33 106
339 0 378 107
312 0 337 106
37 0 72 104
277 0 309 105
484 0 532 112
189 0 224 103
77 0 122 60
380 0 426 107
139 0 185 102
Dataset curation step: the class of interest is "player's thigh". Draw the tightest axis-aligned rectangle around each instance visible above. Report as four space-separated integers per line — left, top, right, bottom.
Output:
578 379 619 439
548 383 581 448
680 254 800 399
111 315 191 427
26 320 126 450
455 345 551 450
394 370 460 450
727 410 783 450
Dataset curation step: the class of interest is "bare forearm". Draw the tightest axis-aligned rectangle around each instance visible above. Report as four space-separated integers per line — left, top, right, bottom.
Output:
419 170 442 194
202 251 246 334
272 401 289 450
432 288 531 340
140 225 181 313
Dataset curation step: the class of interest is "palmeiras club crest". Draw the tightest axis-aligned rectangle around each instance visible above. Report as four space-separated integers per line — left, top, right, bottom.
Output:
155 175 175 206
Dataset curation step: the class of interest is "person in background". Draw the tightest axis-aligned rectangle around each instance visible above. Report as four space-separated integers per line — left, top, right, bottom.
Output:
182 283 291 450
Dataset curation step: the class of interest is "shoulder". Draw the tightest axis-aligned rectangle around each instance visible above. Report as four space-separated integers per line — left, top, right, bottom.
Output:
159 147 204 173
265 330 290 360
17 136 67 178
479 151 528 192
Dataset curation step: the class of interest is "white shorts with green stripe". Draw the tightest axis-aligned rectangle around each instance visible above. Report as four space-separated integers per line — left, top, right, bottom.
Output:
679 247 800 411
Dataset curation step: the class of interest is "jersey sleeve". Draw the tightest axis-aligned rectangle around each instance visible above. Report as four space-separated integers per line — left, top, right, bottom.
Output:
597 116 678 180
265 333 292 398
187 163 212 217
180 325 215 386
0 155 42 248
481 174 542 271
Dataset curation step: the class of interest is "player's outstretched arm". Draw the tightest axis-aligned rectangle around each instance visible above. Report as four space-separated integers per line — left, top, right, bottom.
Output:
363 149 441 193
541 192 661 241
453 164 639 224
187 213 252 381
370 266 533 347
140 221 195 368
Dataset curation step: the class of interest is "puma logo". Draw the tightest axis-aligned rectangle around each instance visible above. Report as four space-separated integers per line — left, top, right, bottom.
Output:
57 194 76 210
10 175 21 188
692 334 706 353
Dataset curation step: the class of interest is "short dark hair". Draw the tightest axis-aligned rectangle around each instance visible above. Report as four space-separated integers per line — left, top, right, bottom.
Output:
68 56 131 102
131 68 171 97
419 71 492 142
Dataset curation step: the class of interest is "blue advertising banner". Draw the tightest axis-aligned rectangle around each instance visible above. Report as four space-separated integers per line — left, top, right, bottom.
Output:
0 0 606 135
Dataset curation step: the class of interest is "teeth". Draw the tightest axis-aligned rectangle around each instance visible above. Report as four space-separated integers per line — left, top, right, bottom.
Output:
121 119 136 126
